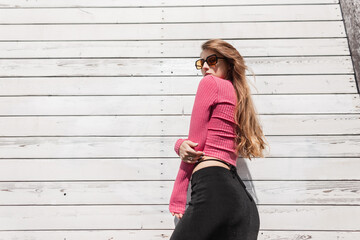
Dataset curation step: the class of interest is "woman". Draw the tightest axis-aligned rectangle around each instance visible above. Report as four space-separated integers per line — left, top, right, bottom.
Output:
169 39 268 240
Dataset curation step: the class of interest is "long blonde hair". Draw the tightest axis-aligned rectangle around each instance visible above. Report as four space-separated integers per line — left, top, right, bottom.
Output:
201 39 268 160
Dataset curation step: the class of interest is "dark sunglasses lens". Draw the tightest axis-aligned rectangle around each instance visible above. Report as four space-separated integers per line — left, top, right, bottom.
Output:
207 55 217 65
195 59 203 69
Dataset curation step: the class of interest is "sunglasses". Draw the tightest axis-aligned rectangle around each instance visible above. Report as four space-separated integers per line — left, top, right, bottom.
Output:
195 54 226 70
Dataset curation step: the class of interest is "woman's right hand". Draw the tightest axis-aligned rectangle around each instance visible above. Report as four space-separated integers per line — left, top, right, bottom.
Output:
179 140 205 164
171 211 183 219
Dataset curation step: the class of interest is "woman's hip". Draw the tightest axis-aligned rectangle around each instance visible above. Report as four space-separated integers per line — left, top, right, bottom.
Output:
189 166 255 206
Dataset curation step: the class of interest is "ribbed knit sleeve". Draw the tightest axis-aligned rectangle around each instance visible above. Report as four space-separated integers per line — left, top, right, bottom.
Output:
169 75 218 214
174 138 188 156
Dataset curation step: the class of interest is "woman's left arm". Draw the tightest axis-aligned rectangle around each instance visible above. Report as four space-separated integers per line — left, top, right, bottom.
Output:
169 75 218 214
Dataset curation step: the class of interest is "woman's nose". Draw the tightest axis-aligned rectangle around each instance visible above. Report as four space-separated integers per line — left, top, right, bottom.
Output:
202 61 210 69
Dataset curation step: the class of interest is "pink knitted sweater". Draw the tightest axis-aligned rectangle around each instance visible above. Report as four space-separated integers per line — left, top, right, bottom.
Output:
169 74 238 214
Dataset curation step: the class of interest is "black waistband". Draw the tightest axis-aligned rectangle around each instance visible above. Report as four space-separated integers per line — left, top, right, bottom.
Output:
194 158 232 168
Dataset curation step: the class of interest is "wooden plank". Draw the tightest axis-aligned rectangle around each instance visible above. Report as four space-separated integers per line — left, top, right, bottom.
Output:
0 22 345 41
0 136 359 158
0 5 342 23
0 230 358 240
163 39 351 57
0 39 350 58
0 158 358 181
0 56 353 77
0 180 358 205
257 231 360 240
0 0 340 8
0 94 358 115
0 75 356 95
0 38 350 58
0 205 358 230
160 5 343 22
0 114 359 136
247 75 356 94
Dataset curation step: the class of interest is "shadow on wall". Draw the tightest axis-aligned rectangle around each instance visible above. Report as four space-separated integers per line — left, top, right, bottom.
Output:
340 0 360 93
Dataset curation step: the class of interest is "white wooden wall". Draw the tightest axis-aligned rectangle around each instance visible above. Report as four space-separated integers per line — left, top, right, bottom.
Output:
0 0 359 239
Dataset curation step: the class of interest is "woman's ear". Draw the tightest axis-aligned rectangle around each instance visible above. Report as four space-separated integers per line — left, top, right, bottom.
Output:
228 65 232 73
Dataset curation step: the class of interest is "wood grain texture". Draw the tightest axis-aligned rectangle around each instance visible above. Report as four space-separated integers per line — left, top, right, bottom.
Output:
0 180 358 204
0 39 350 58
0 22 345 40
0 136 359 158
0 205 358 230
0 0 340 8
0 56 354 76
0 94 358 115
0 231 358 240
0 114 359 136
0 75 356 95
0 158 359 180
0 5 342 23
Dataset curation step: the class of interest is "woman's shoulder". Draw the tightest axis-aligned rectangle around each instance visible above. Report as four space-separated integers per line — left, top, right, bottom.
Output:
208 76 234 90
198 75 219 91
200 74 217 83
209 76 236 102
205 75 233 87
210 75 231 83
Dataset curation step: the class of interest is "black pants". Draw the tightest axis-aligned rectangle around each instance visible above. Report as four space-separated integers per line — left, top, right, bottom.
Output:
170 159 260 240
